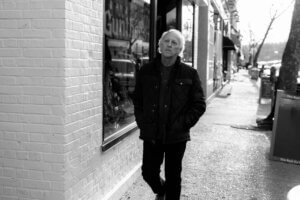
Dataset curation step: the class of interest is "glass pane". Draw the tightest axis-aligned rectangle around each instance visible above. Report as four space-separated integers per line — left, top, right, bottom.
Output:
104 0 150 139
182 0 194 66
166 8 176 29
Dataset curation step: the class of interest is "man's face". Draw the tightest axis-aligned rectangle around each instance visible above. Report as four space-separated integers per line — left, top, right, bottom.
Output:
160 32 182 58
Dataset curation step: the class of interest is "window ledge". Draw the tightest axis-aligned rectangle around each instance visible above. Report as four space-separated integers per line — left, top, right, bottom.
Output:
101 122 138 151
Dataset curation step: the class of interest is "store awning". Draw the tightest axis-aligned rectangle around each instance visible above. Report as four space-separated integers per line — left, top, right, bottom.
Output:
223 36 236 51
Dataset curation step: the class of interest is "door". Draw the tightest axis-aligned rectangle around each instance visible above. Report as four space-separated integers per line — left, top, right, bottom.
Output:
150 0 182 58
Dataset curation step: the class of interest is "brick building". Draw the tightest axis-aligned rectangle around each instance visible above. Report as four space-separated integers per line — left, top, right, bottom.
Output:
0 0 239 199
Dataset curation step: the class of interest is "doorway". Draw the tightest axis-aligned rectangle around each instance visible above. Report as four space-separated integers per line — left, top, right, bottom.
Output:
150 0 182 58
150 0 194 66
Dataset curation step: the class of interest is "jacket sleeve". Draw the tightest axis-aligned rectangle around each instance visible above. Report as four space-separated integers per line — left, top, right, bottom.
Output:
184 70 206 128
133 68 143 128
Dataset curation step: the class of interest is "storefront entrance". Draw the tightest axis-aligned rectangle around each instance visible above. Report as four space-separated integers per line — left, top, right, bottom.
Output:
152 0 194 65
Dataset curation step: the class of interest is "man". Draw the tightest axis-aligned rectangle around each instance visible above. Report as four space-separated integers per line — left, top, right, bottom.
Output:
133 29 206 200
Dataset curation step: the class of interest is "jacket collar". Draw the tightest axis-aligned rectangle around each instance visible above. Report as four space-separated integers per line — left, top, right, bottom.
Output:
154 54 181 70
153 55 181 83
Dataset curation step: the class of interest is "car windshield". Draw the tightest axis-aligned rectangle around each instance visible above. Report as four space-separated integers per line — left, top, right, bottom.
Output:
111 60 135 74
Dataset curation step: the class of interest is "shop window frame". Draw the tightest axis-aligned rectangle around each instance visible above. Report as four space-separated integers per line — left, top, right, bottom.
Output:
181 0 195 67
101 0 153 151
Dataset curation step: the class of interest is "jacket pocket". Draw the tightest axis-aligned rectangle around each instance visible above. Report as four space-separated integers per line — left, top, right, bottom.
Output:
173 79 192 98
172 79 192 109
139 122 158 140
168 114 188 132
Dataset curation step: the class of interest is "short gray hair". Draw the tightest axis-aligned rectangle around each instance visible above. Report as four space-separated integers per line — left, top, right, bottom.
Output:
158 29 185 57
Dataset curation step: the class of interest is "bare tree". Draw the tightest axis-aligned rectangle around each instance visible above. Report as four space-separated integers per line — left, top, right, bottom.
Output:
248 29 258 66
252 12 277 66
128 3 150 56
257 0 299 127
253 0 295 66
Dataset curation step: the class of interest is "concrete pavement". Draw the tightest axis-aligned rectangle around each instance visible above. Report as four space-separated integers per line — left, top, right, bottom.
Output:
119 69 300 200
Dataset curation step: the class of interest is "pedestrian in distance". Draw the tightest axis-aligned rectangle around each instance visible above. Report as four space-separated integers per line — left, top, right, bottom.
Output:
133 29 206 200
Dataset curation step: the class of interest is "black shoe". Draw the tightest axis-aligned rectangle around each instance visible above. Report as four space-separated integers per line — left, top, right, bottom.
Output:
155 194 166 200
257 123 273 130
256 118 273 125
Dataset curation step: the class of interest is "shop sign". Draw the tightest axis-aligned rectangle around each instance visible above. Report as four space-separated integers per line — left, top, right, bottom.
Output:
105 0 131 41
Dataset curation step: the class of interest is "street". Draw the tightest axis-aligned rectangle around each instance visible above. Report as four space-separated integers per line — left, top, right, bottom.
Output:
120 69 300 200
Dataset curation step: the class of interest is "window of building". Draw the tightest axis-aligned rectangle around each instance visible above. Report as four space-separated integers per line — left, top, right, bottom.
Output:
166 8 177 29
182 0 195 66
103 0 150 150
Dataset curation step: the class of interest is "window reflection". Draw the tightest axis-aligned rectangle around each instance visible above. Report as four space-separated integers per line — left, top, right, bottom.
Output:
182 0 194 66
104 0 150 139
166 8 176 29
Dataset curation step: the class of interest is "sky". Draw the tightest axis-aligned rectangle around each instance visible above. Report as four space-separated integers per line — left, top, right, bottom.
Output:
237 0 294 45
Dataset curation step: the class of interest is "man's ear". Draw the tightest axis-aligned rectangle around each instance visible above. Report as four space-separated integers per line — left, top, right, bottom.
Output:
178 47 182 53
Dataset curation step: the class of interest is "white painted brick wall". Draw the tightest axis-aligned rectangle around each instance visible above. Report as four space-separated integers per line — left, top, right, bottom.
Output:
64 0 104 199
1 0 143 200
0 0 66 199
64 0 142 200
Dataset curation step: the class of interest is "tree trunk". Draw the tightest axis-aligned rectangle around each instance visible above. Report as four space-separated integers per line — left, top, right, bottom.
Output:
277 0 300 92
253 17 276 66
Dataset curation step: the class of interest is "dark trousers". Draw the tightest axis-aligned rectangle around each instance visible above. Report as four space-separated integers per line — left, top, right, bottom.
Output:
142 141 187 200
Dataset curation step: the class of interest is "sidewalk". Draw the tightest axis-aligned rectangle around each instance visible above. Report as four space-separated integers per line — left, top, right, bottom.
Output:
119 69 300 200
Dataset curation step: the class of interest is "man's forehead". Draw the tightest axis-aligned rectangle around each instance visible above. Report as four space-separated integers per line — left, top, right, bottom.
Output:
164 32 180 41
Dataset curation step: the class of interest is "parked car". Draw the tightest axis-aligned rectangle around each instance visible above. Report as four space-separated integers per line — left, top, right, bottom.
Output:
135 56 149 71
110 58 137 94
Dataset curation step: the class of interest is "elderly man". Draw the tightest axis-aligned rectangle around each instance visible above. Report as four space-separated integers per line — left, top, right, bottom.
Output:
133 29 206 200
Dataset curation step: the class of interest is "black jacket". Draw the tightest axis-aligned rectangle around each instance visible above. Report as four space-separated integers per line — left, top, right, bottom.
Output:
133 56 206 144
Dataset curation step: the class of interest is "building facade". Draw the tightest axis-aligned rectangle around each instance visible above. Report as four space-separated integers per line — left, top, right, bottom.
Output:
0 0 239 199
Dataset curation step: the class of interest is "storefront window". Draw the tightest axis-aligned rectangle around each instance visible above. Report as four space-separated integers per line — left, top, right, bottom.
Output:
103 0 150 141
182 0 194 66
166 8 176 29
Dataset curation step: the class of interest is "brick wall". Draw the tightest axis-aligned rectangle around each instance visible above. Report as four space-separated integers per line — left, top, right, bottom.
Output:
64 0 142 199
0 0 142 200
0 0 66 200
64 0 103 199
